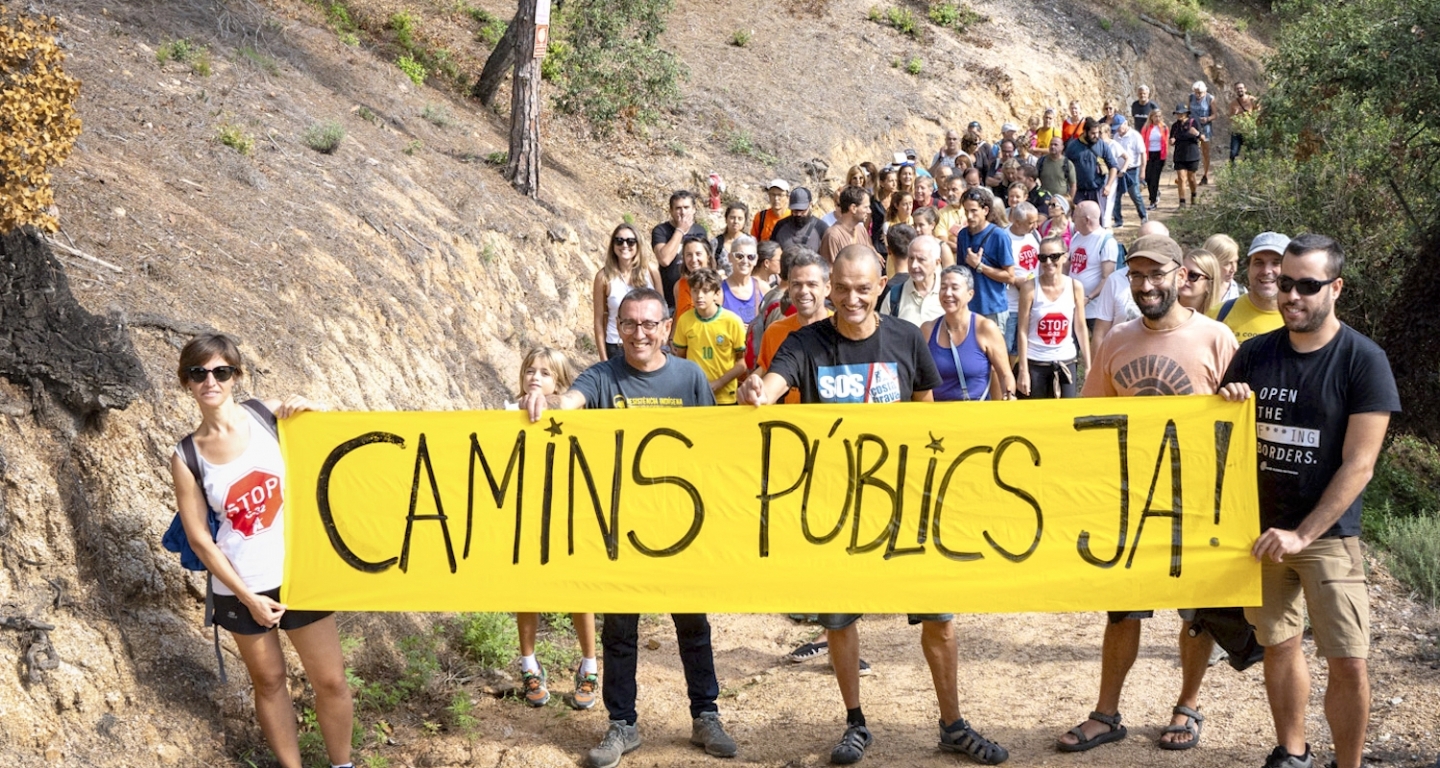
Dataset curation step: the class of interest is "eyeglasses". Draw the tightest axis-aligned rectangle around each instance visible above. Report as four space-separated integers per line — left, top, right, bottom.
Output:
185 365 239 384
1278 276 1339 296
1039 252 1065 263
613 237 638 248
1127 265 1183 286
1186 271 1210 283
617 319 665 334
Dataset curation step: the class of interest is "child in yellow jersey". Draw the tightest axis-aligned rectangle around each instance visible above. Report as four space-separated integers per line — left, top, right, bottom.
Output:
672 269 747 404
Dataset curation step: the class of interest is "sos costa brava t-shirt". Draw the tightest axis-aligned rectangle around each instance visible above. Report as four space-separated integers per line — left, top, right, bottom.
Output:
767 315 941 404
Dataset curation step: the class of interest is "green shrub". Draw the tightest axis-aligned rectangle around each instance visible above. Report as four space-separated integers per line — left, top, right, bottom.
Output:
457 613 517 669
217 123 254 155
476 16 508 46
729 28 751 46
885 6 919 37
155 38 196 64
302 120 345 153
239 45 279 75
927 1 982 31
397 54 427 84
1381 513 1440 608
867 5 883 21
547 0 687 133
421 103 453 127
905 55 923 75
484 150 508 165
404 139 423 155
389 9 419 48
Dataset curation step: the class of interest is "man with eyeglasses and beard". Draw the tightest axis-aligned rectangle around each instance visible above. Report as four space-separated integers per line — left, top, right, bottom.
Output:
1057 234 1239 755
519 287 738 768
1218 234 1399 768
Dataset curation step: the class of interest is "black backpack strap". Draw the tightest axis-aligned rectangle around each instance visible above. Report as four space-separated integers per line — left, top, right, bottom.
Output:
240 398 278 440
1216 297 1238 323
885 279 906 317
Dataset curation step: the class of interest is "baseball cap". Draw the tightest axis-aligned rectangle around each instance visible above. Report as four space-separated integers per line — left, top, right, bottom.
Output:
1126 234 1184 267
903 147 918 159
1173 103 1190 114
765 178 791 192
1001 122 1019 133
1248 231 1290 257
788 187 813 210
968 120 982 130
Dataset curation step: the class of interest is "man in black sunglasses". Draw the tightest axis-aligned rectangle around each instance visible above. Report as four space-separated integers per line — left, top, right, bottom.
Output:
1218 234 1399 768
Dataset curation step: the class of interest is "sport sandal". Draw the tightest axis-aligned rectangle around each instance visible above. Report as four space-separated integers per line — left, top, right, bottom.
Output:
1158 705 1203 750
1057 710 1126 752
939 717 1009 764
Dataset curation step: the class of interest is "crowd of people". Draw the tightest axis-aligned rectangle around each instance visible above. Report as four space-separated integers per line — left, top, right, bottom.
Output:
170 92 1411 768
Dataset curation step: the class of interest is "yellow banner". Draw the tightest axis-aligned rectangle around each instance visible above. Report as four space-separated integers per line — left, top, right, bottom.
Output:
280 397 1260 613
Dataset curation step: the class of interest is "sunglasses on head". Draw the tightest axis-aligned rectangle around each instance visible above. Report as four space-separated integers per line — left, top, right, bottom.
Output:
1278 276 1338 296
613 236 638 247
185 366 239 383
1039 252 1065 262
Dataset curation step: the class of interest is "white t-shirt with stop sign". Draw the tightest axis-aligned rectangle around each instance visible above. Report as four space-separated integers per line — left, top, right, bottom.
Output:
1067 229 1118 299
1025 276 1080 362
1006 228 1041 315
176 408 287 596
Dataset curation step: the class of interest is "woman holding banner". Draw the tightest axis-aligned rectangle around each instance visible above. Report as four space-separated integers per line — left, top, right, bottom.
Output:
921 265 1015 401
168 334 354 768
1016 235 1090 398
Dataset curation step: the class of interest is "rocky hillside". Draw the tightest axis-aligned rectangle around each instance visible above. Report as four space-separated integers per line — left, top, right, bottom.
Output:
0 0 1293 765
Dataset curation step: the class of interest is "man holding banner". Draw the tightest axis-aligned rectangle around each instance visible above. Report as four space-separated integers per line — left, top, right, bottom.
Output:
1059 234 1239 753
1219 234 1399 768
738 244 1010 767
521 286 738 768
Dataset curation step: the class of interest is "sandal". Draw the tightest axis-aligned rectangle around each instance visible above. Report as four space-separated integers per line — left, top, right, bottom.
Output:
1057 710 1127 753
1157 705 1203 751
939 717 1009 765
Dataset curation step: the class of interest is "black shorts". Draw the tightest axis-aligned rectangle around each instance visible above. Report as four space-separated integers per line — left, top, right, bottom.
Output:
1173 159 1200 173
213 587 333 636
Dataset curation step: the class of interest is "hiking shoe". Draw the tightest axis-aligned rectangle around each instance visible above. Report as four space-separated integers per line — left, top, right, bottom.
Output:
690 712 738 758
1261 745 1313 768
1200 175 1210 186
788 640 828 662
588 720 641 768
940 717 1009 765
569 667 599 710
857 658 873 677
522 667 549 707
1148 202 1159 211
830 723 873 765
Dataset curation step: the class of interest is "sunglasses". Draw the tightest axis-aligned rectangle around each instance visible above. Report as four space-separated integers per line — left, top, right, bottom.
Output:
1278 276 1338 296
185 365 239 383
612 237 638 247
1039 252 1065 263
733 252 758 261
1186 271 1210 283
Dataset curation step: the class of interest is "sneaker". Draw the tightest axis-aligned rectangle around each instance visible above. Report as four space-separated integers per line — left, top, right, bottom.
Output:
830 723 873 765
588 720 642 768
939 717 1009 765
1200 175 1209 186
858 658 874 677
1207 644 1228 667
1261 744 1314 768
788 640 829 662
690 712 738 758
1148 202 1159 211
521 666 550 707
569 667 599 710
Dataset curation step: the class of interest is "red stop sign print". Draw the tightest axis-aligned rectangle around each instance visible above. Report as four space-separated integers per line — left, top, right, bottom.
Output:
1071 247 1088 273
1038 312 1071 345
224 470 283 538
1019 243 1038 271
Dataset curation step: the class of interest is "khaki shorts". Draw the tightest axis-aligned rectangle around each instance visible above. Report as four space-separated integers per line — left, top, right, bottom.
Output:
1244 537 1369 658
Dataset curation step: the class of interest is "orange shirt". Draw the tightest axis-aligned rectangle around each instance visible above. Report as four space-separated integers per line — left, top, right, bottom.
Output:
758 311 833 404
1062 120 1084 143
674 279 694 320
752 208 790 241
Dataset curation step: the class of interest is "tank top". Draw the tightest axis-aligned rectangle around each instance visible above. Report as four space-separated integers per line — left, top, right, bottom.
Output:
721 277 764 324
1025 277 1078 362
928 314 990 401
175 408 286 596
605 272 653 344
1188 93 1214 139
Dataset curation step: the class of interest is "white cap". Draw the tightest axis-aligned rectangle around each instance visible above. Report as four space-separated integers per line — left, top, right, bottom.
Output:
765 178 791 192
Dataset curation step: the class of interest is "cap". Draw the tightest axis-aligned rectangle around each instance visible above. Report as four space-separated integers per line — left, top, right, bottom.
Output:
1173 103 1190 114
968 120 982 129
765 178 791 192
1114 115 1127 126
1248 231 1290 257
1126 234 1185 267
1001 122 1019 133
788 187 813 210
903 147 918 159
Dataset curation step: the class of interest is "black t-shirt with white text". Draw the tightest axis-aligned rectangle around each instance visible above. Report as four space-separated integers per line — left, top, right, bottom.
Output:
1220 324 1400 537
767 314 941 404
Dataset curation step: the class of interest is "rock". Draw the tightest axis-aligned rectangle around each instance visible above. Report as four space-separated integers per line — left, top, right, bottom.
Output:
1390 696 1404 705
645 639 660 650
156 744 183 765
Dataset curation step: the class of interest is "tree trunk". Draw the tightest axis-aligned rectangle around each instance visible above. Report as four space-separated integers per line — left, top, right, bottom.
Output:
470 17 517 108
505 0 541 198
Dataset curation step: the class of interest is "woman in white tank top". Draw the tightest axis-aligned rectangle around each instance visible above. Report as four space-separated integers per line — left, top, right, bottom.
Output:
593 223 661 362
170 334 354 768
1016 235 1092 398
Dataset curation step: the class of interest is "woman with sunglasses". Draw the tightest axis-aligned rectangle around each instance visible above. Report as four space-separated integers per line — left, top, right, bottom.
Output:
1038 195 1075 250
921 265 1016 401
594 223 661 362
721 234 766 324
169 334 354 768
1016 235 1090 398
1178 248 1223 314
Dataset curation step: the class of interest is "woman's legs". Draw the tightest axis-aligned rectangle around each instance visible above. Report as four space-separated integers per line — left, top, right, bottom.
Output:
1176 170 1193 204
573 612 597 659
517 612 540 657
1200 137 1212 182
232 631 303 768
287 616 354 767
1146 153 1163 206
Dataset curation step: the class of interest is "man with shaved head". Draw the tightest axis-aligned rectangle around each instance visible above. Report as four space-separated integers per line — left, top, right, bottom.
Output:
738 244 1009 766
1067 200 1118 310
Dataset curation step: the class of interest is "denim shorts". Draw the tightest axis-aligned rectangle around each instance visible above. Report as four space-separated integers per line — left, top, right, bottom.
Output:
818 613 954 631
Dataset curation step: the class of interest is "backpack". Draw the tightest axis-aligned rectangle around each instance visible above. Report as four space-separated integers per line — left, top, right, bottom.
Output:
1188 607 1265 671
883 273 911 317
161 398 277 681
1215 297 1239 322
1037 155 1074 188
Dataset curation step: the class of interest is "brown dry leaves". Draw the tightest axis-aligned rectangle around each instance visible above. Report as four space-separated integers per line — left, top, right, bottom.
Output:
1 7 82 232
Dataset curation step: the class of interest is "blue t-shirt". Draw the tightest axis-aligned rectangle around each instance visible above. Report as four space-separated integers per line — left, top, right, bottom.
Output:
955 223 1014 316
1064 137 1119 191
